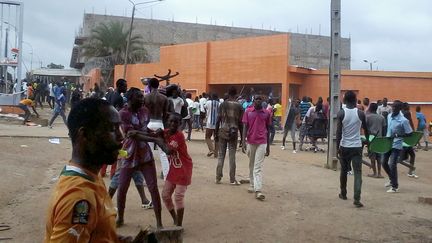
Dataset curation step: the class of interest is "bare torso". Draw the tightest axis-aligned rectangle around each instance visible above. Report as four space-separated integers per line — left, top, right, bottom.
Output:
144 90 172 122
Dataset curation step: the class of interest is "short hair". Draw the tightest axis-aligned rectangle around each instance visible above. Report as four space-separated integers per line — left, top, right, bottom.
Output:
344 91 357 105
302 96 308 102
363 97 370 106
185 92 192 99
392 100 403 110
211 93 219 100
168 112 182 122
315 102 323 112
67 98 111 143
416 106 421 112
148 78 159 89
369 103 378 113
125 87 141 101
228 86 237 97
116 79 127 88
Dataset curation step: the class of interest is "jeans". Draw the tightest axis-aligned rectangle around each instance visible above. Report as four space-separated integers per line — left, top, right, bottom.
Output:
382 148 401 189
49 110 67 126
193 114 200 129
247 143 267 192
216 136 238 182
205 128 218 155
339 147 362 202
269 120 276 144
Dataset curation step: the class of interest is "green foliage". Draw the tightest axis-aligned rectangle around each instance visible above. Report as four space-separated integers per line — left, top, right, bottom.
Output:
81 21 148 64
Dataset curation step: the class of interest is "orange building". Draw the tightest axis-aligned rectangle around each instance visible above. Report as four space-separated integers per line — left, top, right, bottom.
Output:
113 34 432 124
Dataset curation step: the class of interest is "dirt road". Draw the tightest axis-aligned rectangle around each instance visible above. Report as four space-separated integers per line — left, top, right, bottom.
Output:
0 130 431 242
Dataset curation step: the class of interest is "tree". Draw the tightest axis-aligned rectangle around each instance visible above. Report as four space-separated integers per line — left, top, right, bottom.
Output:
47 63 64 69
81 21 148 88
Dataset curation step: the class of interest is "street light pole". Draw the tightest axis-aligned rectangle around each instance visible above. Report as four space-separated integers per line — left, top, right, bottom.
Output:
123 0 162 79
363 59 377 71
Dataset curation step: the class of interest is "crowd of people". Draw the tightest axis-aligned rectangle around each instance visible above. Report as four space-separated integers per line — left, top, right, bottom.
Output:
41 76 431 241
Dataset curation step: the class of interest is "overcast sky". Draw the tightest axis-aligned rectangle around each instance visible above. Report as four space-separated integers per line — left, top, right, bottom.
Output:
15 0 432 73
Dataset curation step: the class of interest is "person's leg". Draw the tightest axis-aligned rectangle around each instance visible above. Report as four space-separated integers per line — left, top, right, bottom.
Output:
216 137 227 183
132 171 150 205
228 138 238 183
253 144 266 194
377 153 383 177
291 122 297 151
368 153 377 177
247 143 257 192
389 149 400 189
18 104 30 124
212 129 218 158
351 148 363 205
116 167 134 226
110 162 117 179
48 112 59 127
108 170 120 198
59 110 67 126
407 147 416 175
281 125 289 148
205 128 214 155
299 124 306 150
173 184 187 226
423 128 429 151
269 122 275 144
381 151 391 179
339 147 349 199
162 180 177 225
186 118 192 141
140 161 162 228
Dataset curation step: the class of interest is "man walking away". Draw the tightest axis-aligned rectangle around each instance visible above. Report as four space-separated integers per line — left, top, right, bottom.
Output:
416 106 429 151
365 103 385 178
215 87 243 185
336 90 369 207
205 93 220 157
48 89 68 128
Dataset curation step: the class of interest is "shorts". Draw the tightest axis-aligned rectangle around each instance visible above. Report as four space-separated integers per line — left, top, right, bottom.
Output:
110 169 144 189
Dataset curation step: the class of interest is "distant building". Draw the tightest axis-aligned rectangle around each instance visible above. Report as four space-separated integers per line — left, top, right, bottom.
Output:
70 13 351 72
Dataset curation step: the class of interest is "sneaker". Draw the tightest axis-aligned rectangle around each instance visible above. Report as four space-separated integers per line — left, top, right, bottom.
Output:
386 187 399 193
353 201 364 208
281 146 285 150
215 179 221 184
230 180 241 185
292 150 297 154
141 201 153 209
255 192 265 201
247 187 254 193
407 173 419 179
338 194 347 200
347 171 353 175
384 181 392 187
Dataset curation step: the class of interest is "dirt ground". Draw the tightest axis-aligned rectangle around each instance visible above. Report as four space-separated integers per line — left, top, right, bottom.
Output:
0 119 432 242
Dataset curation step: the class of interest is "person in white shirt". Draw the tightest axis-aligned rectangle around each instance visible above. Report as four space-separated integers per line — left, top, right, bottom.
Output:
205 93 220 157
199 93 208 131
182 93 194 141
192 97 201 130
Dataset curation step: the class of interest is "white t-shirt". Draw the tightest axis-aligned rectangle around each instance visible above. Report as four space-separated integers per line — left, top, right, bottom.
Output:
199 97 207 113
169 97 184 114
183 98 194 119
192 101 200 115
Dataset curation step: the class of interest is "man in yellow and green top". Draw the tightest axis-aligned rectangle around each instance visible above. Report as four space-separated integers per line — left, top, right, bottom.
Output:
44 98 132 243
18 98 39 124
273 99 282 130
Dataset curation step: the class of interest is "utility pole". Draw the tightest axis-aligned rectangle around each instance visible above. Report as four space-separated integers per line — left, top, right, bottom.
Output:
123 0 162 79
327 0 341 170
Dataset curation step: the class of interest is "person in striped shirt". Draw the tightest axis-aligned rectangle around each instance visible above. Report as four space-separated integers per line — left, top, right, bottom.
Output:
205 93 220 157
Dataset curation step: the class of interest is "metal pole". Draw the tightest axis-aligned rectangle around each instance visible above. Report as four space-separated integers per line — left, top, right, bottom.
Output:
16 2 23 92
327 0 341 170
122 4 135 79
369 63 372 71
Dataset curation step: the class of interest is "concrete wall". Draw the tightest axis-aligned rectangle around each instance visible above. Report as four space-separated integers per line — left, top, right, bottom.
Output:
80 14 350 70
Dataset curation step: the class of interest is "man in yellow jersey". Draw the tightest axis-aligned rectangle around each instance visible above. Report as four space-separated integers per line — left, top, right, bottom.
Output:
45 98 132 243
273 99 282 130
18 98 39 124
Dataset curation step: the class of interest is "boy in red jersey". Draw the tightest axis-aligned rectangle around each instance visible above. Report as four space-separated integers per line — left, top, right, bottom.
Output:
161 113 193 227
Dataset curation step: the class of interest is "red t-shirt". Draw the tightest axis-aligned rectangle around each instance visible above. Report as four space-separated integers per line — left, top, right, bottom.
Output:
164 130 193 186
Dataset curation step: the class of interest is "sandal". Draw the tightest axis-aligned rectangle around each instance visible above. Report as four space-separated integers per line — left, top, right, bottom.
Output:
141 201 153 209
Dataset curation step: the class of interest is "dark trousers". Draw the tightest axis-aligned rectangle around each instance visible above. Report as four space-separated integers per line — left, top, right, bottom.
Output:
382 148 401 189
18 103 31 122
339 147 363 202
216 136 238 182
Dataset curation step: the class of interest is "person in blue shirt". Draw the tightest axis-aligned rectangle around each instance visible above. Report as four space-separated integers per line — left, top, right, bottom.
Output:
382 100 413 193
48 88 68 128
416 106 429 151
